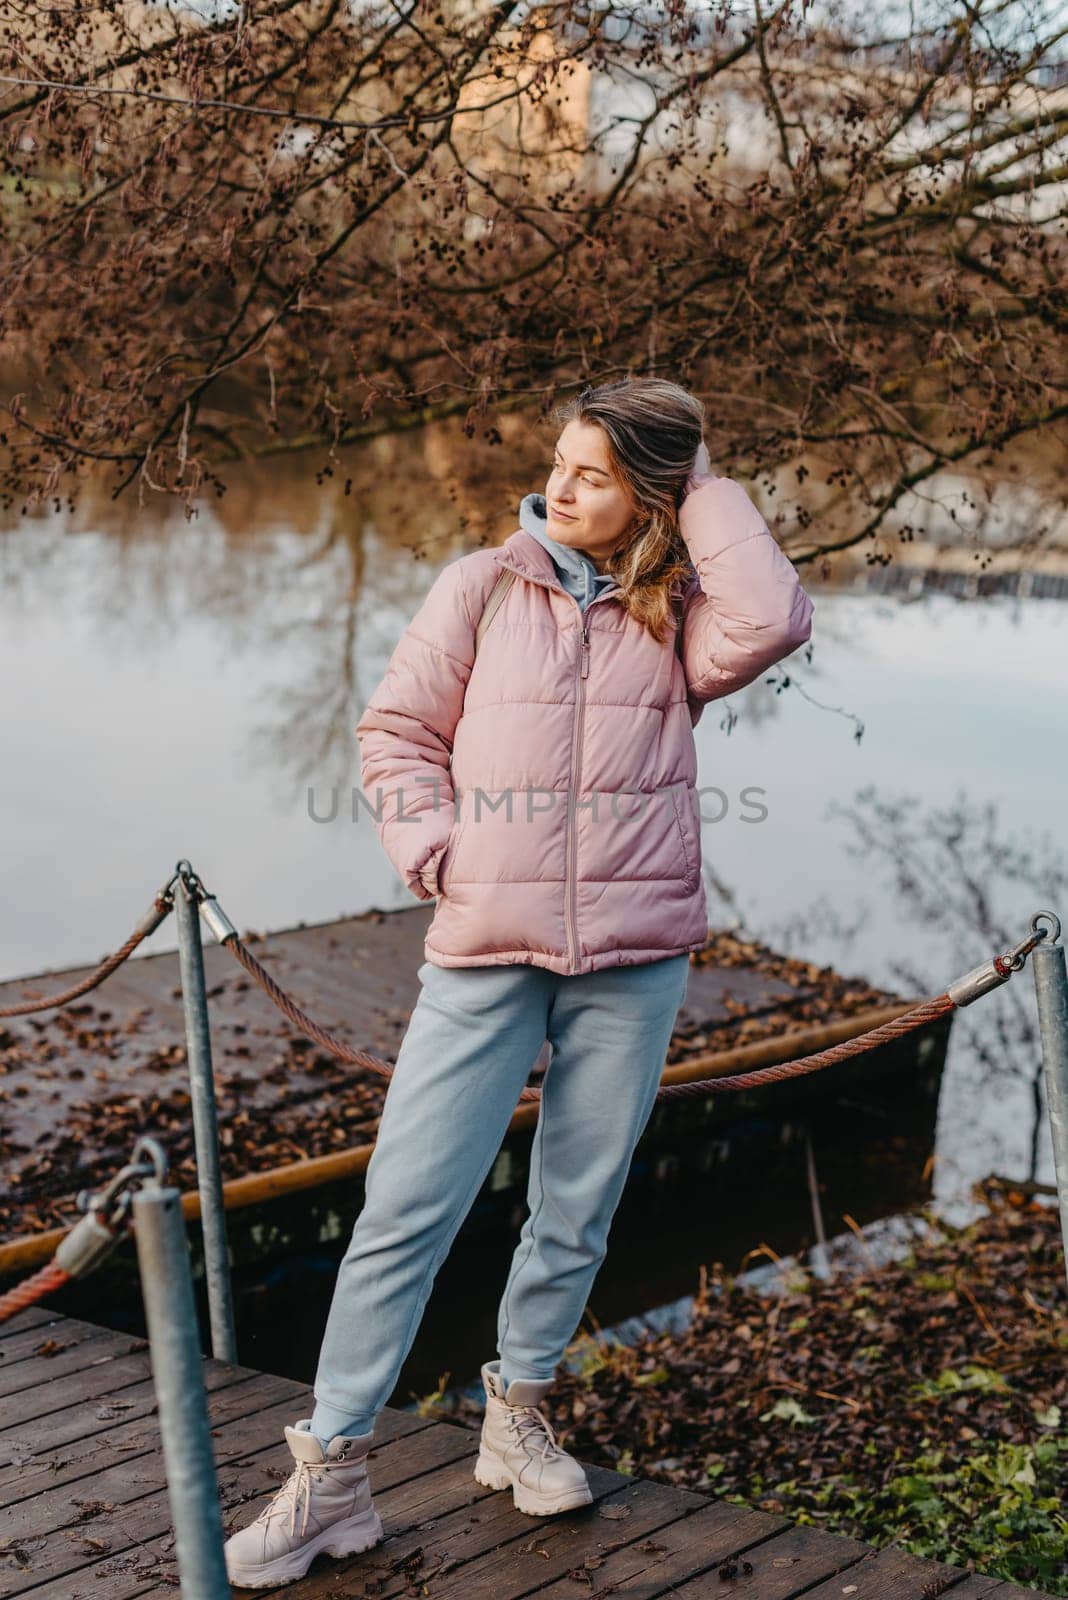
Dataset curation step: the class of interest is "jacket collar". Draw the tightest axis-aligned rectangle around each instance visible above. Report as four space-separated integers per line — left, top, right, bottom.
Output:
495 527 623 601
493 507 700 608
493 525 563 587
496 496 620 599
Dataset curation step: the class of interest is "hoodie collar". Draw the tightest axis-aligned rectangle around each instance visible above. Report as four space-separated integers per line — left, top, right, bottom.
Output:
514 493 619 600
497 495 700 614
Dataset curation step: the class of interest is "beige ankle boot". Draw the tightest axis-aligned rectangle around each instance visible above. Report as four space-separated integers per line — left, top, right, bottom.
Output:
223 1419 383 1589
474 1359 593 1516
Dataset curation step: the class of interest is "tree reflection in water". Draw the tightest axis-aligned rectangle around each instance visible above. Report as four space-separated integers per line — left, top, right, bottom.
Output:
755 786 1067 1207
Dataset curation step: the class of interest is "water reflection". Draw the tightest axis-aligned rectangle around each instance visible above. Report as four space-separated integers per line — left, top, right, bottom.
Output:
745 787 1066 1215
1 429 1065 1217
842 790 1064 1190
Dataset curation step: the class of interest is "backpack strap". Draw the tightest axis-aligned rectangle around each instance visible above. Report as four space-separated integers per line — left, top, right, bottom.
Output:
473 569 517 659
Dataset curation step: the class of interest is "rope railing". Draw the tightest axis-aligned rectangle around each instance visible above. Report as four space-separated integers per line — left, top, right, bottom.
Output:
1 861 1059 1106
0 1144 157 1323
229 932 961 1100
0 1258 71 1321
0 881 175 1017
222 921 541 1107
653 993 957 1099
2 860 1065 1340
187 861 1062 1103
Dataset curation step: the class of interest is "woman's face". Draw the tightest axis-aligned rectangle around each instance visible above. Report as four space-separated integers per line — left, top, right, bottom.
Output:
544 419 637 571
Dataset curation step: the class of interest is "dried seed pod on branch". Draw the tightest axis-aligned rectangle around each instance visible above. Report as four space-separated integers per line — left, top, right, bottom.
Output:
0 0 1064 564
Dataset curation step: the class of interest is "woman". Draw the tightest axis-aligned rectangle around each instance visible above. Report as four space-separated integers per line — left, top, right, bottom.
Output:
223 376 814 1588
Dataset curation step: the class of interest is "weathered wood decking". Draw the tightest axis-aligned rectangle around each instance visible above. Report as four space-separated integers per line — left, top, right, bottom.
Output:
0 1306 1052 1600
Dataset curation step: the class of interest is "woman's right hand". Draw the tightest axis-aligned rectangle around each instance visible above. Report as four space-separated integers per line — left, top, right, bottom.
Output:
416 840 448 899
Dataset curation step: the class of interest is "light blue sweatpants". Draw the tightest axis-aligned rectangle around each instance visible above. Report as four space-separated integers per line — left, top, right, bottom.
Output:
309 952 690 1441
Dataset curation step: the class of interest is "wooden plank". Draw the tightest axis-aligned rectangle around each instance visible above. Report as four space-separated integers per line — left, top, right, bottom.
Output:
0 1375 305 1541
1 1331 269 1424
0 1557 161 1600
0 1315 140 1373
530 1496 792 1600
357 1475 714 1600
0 1368 233 1473
797 1544 981 1598
666 1520 872 1597
7 1350 293 1439
4 1346 157 1429
0 1369 264 1509
0 1311 53 1342
0 1328 146 1400
0 1387 438 1596
0 1385 311 1596
10 1423 488 1600
1 1312 140 1351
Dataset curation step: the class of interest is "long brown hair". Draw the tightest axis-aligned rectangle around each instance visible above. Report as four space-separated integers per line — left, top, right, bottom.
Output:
550 377 704 643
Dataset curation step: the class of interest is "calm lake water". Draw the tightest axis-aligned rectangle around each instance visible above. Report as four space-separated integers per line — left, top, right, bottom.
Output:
2 467 1065 1233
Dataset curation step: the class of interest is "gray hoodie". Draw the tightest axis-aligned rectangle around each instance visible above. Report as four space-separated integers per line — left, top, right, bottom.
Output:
518 493 619 615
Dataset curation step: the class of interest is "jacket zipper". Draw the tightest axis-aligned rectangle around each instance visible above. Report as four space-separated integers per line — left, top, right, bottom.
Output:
563 615 588 971
492 556 616 974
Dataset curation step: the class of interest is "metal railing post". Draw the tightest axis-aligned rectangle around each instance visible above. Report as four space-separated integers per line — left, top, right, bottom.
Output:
1031 923 1068 1294
132 1174 231 1599
174 869 238 1362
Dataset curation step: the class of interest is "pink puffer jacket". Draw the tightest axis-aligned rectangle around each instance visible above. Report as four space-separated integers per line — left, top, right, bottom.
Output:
356 472 814 974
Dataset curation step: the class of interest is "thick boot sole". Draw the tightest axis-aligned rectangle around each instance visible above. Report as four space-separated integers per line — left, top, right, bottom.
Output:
224 1505 383 1589
473 1447 594 1517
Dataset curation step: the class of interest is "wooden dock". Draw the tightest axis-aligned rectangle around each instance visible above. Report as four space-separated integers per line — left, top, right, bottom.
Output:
0 1305 1052 1600
0 903 930 1271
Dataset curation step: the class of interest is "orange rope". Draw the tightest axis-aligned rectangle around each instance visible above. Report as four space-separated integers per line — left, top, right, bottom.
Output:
227 934 954 1105
0 894 172 1017
226 935 543 1105
655 993 955 1098
0 1259 70 1324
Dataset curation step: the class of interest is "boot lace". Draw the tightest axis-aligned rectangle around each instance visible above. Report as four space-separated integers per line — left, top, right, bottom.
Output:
268 1444 351 1539
505 1404 564 1464
252 1459 317 1540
